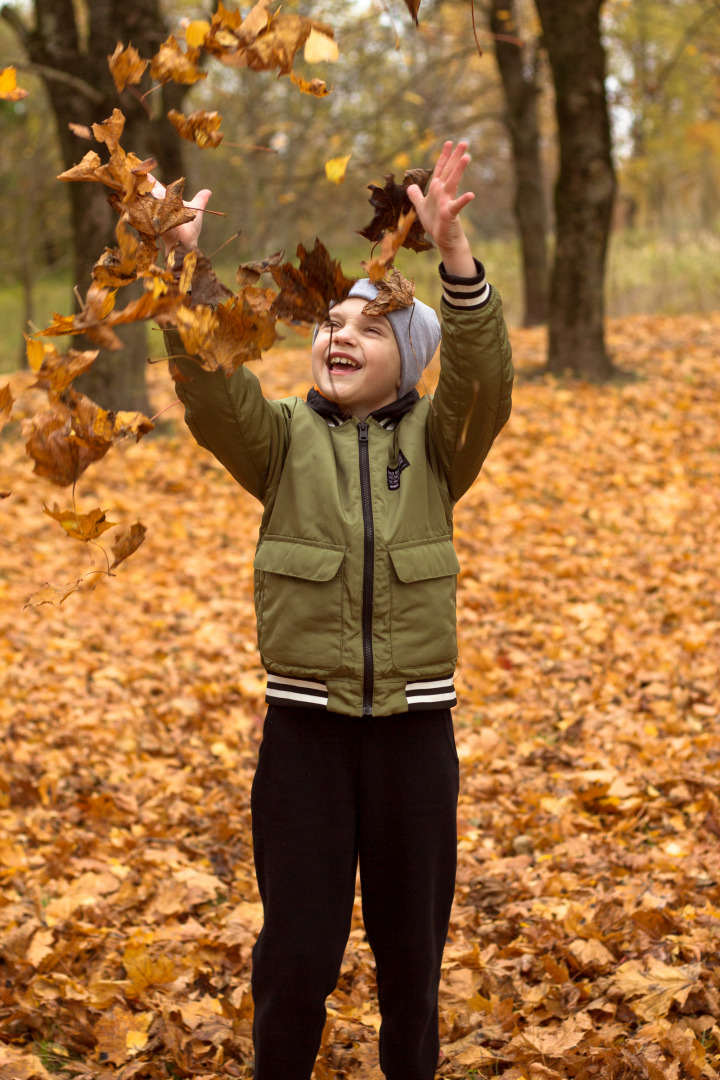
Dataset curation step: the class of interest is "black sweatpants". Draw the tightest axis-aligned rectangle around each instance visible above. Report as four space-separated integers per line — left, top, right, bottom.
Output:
250 705 460 1080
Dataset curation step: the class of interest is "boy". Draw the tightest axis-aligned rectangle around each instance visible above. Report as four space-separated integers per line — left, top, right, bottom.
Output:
158 141 512 1080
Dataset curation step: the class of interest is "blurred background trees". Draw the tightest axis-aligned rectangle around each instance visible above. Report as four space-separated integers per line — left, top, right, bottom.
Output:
2 0 720 395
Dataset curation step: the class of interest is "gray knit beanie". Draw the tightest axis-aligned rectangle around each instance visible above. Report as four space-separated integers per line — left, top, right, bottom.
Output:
314 280 441 399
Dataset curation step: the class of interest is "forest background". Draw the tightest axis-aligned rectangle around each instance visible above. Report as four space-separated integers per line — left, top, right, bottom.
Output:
1 2 719 1080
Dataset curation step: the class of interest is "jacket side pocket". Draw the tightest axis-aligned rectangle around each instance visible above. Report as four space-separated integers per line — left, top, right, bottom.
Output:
388 538 460 670
254 537 345 671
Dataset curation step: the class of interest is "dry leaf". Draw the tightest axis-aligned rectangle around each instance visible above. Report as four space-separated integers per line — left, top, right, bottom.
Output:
167 109 224 149
0 65 29 101
325 154 351 184
108 42 149 93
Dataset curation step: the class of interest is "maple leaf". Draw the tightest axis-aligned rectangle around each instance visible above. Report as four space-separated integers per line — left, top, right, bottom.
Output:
0 66 28 101
92 107 126 152
109 178 197 237
185 20 211 49
110 522 147 569
245 15 335 76
364 209 418 282
270 239 356 326
236 250 284 288
167 109 224 148
93 215 158 288
108 42 149 93
23 407 109 487
361 268 416 314
23 579 83 609
43 505 117 542
168 244 235 307
175 304 220 360
33 345 99 397
57 150 103 184
0 384 14 433
359 169 432 251
150 35 206 85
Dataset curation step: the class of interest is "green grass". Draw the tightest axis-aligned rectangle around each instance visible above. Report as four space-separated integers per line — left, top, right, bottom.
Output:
2 228 719 374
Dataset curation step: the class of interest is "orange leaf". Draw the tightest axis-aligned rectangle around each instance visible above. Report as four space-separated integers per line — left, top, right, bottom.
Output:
110 522 147 569
150 35 207 85
0 66 29 101
108 42 149 93
167 109 224 148
43 504 117 542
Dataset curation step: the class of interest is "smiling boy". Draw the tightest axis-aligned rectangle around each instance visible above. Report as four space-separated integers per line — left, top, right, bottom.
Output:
158 142 512 1080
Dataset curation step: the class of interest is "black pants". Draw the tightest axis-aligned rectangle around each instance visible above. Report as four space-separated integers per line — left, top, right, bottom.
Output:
250 705 459 1080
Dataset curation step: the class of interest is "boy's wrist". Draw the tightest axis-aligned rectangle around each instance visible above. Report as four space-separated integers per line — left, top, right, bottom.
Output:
436 236 476 278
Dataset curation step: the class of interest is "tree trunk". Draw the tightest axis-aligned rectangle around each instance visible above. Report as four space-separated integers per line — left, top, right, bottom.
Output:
490 0 549 327
533 0 617 379
1 0 188 412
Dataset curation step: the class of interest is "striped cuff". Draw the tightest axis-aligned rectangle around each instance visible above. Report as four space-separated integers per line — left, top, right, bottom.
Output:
405 675 457 710
439 257 491 310
266 673 329 708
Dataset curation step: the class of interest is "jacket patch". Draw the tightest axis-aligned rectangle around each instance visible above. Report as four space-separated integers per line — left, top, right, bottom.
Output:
387 450 410 490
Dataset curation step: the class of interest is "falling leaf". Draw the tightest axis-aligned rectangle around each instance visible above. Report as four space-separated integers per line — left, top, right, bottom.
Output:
304 26 340 63
175 304 221 359
68 122 93 140
57 150 103 184
289 70 330 96
23 579 82 609
0 384 14 433
0 65 29 101
236 250 284 288
43 505 117 543
93 215 158 288
167 108 224 148
364 209 418 281
270 239 356 326
150 35 206 85
92 107 126 152
108 177 198 238
110 522 147 569
108 43 149 93
185 20 211 48
32 345 99 396
325 154 351 184
403 0 421 22
361 268 415 313
358 169 432 252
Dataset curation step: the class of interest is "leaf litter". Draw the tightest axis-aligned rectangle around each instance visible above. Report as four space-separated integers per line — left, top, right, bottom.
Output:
1 311 719 1079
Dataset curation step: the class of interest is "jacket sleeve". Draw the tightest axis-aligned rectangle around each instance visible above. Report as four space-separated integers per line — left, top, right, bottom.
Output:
427 260 513 503
163 327 291 504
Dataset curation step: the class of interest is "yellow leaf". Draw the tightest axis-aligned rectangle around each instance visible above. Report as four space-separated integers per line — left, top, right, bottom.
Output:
325 154 351 185
0 65 29 101
304 26 339 63
186 19 211 47
25 335 46 372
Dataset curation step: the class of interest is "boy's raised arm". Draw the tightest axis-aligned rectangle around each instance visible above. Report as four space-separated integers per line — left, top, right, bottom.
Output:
409 141 513 501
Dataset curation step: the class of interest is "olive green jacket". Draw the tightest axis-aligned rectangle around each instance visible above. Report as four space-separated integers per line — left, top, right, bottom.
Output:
164 288 512 717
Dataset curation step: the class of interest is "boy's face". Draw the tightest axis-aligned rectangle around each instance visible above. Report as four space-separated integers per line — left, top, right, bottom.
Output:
312 298 402 420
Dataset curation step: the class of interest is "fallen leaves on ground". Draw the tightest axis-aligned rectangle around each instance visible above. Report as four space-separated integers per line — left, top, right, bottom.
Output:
0 311 718 1080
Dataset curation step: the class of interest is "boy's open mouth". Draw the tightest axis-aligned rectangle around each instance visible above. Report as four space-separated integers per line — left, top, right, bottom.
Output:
328 354 361 374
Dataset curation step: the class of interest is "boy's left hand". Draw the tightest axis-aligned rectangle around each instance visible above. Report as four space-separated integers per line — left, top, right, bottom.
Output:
407 141 476 277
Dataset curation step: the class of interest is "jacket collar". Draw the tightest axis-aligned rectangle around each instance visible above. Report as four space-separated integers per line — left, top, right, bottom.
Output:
306 387 420 426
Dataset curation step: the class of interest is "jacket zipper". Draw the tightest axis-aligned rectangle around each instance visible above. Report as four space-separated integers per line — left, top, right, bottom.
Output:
357 421 374 715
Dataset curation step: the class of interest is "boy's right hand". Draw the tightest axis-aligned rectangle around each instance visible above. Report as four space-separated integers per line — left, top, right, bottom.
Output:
149 176 212 257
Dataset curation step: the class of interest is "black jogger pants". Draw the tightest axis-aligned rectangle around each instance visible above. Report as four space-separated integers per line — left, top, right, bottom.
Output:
249 705 460 1080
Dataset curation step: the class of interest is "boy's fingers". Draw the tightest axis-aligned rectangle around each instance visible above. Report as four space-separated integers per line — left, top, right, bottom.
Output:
189 188 212 210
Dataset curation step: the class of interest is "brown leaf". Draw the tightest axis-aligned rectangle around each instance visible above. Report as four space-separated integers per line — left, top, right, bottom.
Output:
108 42 149 93
236 250 284 288
23 406 110 487
110 522 147 569
169 244 234 307
364 210 418 282
93 216 158 288
23 579 83 609
361 268 415 314
150 35 207 85
167 109 224 149
92 107 126 152
270 239 356 326
403 0 421 23
33 345 99 396
43 505 117 542
57 150 103 184
358 169 432 251
68 122 93 140
0 383 14 433
109 177 197 237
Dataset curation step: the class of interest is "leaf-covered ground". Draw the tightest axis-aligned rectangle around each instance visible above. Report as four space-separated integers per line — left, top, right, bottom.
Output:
1 313 719 1080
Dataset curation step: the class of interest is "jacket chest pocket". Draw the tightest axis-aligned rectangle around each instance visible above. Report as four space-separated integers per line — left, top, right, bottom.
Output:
388 539 460 670
254 538 345 671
